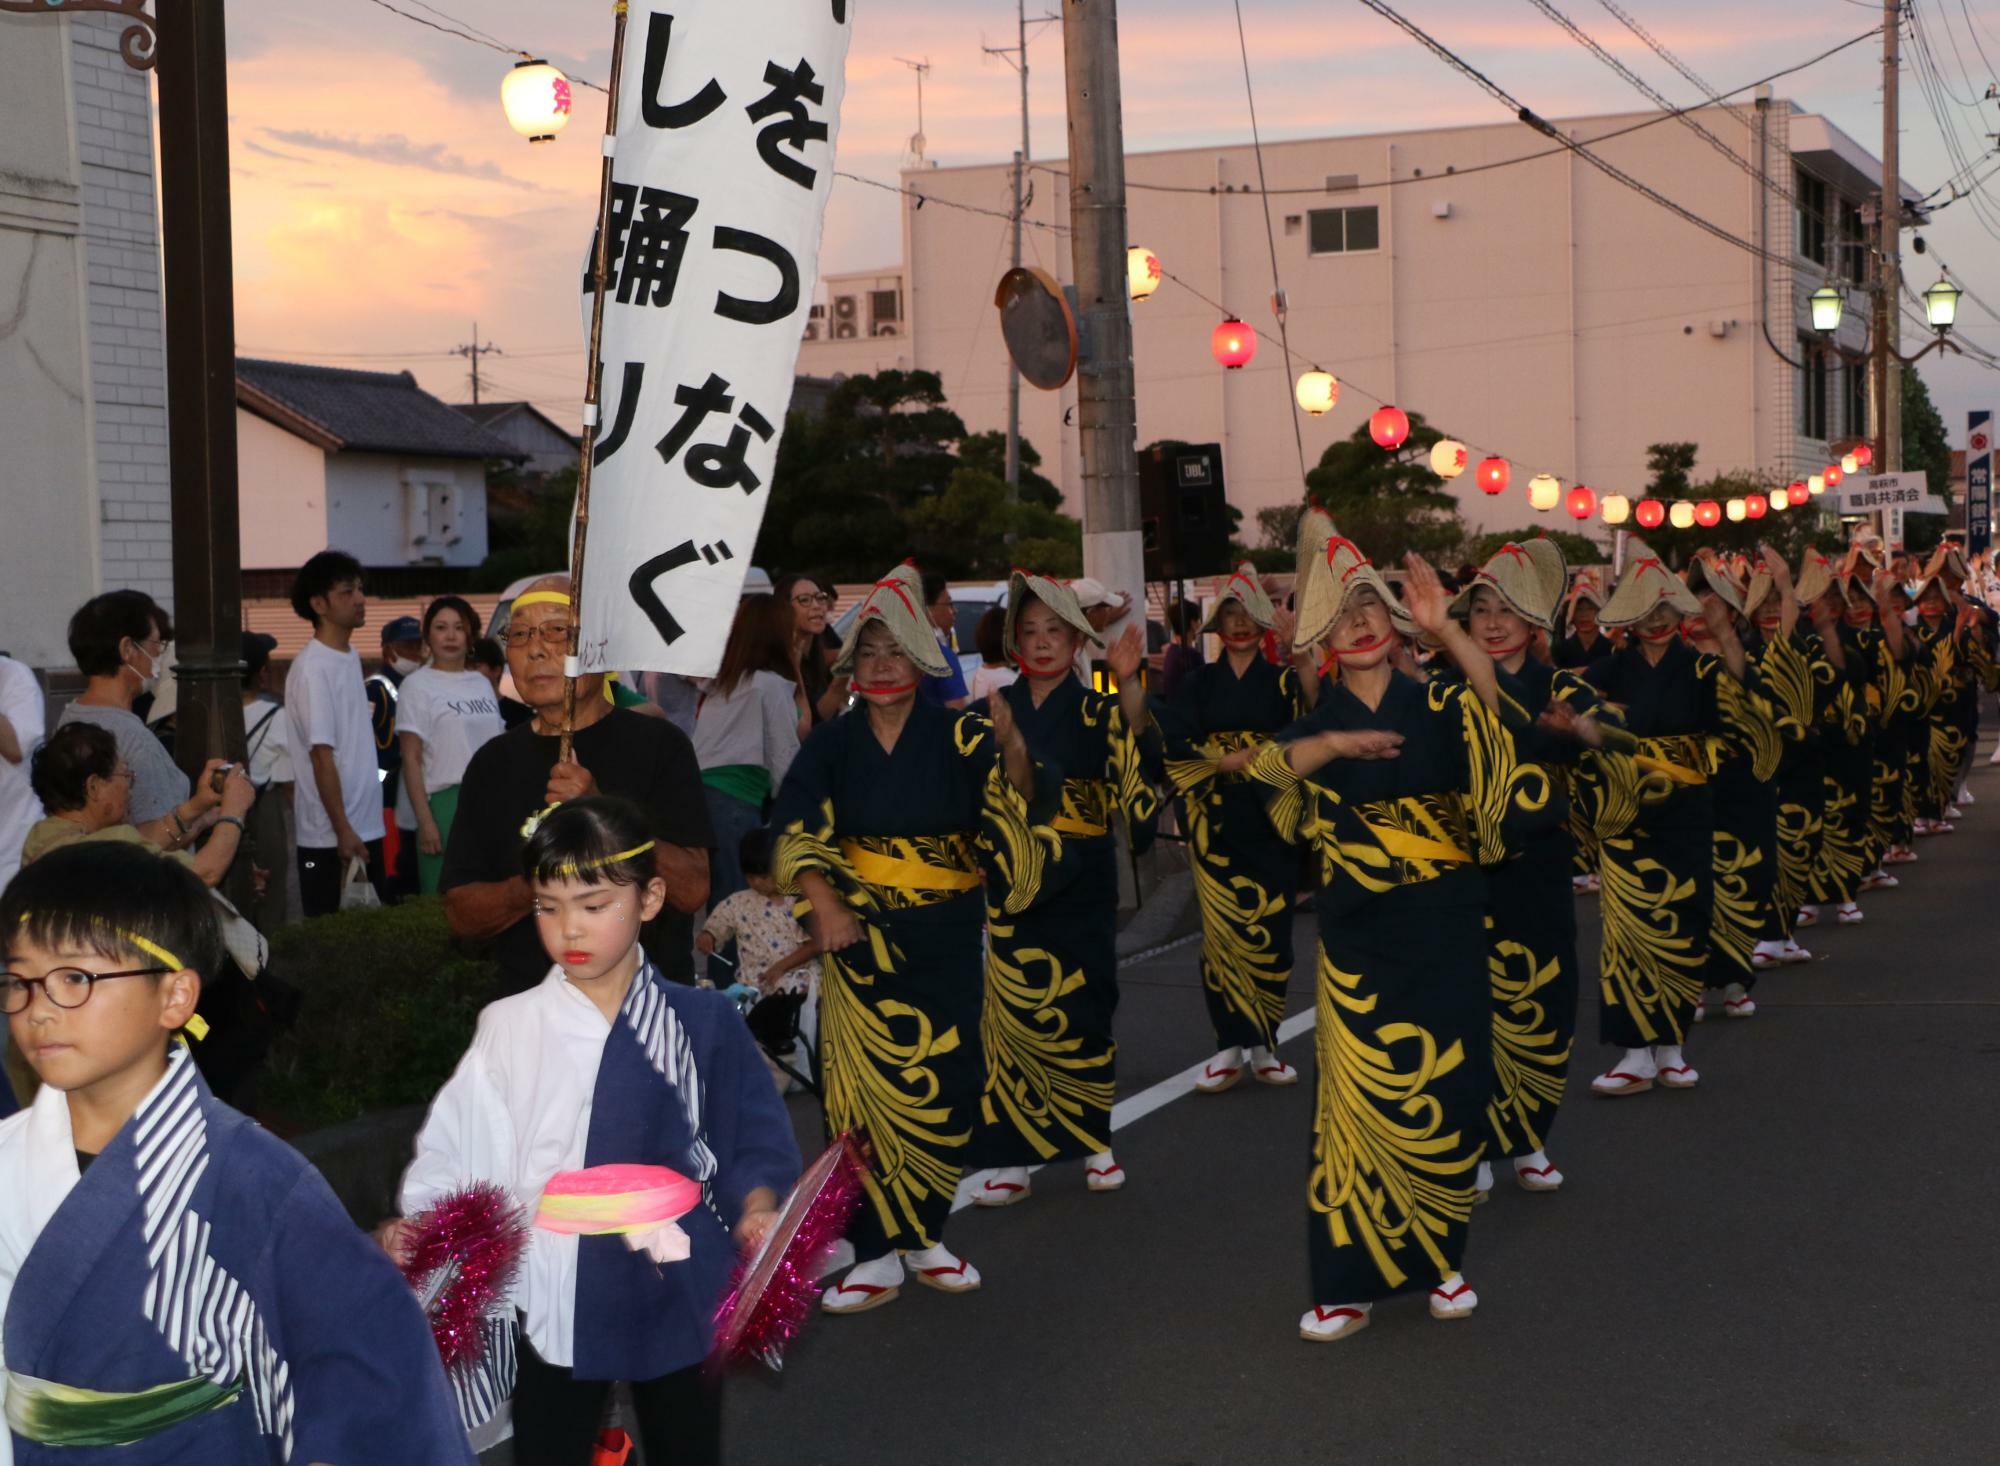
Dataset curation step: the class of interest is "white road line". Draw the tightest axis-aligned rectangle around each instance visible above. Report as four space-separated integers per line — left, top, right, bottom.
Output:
950 1004 1318 1212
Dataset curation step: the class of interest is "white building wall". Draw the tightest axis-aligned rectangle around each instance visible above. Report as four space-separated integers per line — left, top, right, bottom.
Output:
71 16 172 607
323 455 489 570
902 104 1868 550
236 408 330 570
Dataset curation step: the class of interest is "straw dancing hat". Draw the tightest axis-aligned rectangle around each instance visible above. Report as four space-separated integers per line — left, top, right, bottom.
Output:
1794 547 1837 606
1201 561 1278 633
1294 503 1336 597
1450 537 1568 630
1294 533 1412 649
1563 567 1607 613
1598 539 1702 626
1683 554 1745 617
1003 569 1104 660
832 562 950 677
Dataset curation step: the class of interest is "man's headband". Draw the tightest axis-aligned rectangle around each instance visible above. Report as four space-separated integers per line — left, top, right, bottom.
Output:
513 590 574 611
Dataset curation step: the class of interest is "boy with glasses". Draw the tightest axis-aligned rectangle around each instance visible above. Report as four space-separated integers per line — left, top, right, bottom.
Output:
0 841 473 1462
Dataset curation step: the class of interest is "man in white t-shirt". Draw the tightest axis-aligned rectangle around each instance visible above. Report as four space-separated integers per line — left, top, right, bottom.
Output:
0 651 47 888
285 550 385 917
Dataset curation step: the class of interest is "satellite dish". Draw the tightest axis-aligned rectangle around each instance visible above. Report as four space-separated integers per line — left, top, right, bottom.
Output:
994 266 1077 391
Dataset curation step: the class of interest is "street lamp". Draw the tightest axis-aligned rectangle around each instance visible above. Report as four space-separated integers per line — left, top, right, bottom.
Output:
1809 284 1846 334
1923 276 1962 333
502 60 573 142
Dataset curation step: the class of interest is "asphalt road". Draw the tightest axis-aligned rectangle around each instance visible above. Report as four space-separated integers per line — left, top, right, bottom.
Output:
492 738 2000 1466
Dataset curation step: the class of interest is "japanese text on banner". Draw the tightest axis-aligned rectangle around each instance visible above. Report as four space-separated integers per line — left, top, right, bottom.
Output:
577 1 851 677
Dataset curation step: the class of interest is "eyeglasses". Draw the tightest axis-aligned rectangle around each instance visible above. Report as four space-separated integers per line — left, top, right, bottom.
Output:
1 966 168 1015
791 592 834 608
504 622 573 650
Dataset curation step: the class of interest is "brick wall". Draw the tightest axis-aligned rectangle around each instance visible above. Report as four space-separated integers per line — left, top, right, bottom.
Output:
71 16 173 608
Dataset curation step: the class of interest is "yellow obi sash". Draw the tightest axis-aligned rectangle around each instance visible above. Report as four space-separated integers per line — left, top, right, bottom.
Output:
1354 795 1474 865
839 838 980 893
1634 734 1711 786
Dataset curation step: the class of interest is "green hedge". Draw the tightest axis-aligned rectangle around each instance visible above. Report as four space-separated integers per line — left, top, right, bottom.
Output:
258 898 504 1135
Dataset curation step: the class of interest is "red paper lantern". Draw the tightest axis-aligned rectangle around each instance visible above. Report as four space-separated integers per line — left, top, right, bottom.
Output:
1694 500 1721 528
1853 443 1874 467
1475 456 1510 494
1745 493 1768 519
1635 498 1665 529
1787 481 1810 506
1212 318 1256 370
1368 405 1410 449
1824 463 1844 487
1565 485 1596 520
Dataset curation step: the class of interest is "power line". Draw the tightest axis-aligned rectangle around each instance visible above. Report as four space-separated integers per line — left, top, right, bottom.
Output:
1228 0 1310 486
1591 0 1718 102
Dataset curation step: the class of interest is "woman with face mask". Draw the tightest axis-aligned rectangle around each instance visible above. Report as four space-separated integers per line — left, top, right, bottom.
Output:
771 563 1051 1315
1251 536 1546 1342
1446 538 1633 1200
963 571 1161 1206
1579 541 1775 1099
1156 562 1317 1095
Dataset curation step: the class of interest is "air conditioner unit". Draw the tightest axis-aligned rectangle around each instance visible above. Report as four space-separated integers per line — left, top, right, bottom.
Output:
870 323 899 338
803 321 821 340
832 321 858 339
1325 173 1359 192
832 295 859 322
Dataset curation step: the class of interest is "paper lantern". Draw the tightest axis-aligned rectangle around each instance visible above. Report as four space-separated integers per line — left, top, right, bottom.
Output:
1369 405 1410 449
1824 464 1843 488
1429 439 1468 479
1670 501 1696 529
1695 500 1722 528
1128 247 1162 302
502 60 574 143
1475 457 1511 495
1527 473 1561 510
1212 319 1256 370
1853 444 1873 467
1840 453 1860 476
1745 493 1768 519
1635 498 1665 529
1767 488 1789 513
1807 474 1826 496
1601 493 1631 525
1788 481 1811 506
1566 485 1596 520
1725 498 1747 523
1294 369 1338 416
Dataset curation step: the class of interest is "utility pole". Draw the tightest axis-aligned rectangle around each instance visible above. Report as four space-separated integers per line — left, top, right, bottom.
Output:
987 5 1058 498
454 323 503 405
1879 0 1902 475
1063 0 1143 639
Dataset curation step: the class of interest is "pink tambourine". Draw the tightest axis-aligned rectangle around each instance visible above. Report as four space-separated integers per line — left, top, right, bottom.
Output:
536 1164 703 1263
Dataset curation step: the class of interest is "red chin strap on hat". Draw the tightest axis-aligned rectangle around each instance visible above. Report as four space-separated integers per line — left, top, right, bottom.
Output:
855 679 920 699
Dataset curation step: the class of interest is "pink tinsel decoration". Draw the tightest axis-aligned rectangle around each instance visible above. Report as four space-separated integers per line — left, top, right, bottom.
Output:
708 1132 866 1375
401 1182 529 1372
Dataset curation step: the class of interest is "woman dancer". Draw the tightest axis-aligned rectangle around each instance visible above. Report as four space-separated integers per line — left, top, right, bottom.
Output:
1772 552 1867 939
970 572 1159 1205
771 563 1052 1313
1254 537 1546 1341
1452 539 1627 1197
1583 543 1771 1095
1157 563 1314 1093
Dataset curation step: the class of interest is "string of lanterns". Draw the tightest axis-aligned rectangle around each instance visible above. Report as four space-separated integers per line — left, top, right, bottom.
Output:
1132 238 1883 530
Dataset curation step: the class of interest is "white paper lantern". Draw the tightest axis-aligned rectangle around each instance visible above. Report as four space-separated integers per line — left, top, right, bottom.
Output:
1429 439 1468 479
1808 473 1826 496
1600 493 1631 525
1128 247 1162 302
1767 487 1790 513
1840 452 1860 476
1294 370 1338 416
502 60 573 143
1726 498 1747 522
1527 473 1561 512
1669 501 1696 529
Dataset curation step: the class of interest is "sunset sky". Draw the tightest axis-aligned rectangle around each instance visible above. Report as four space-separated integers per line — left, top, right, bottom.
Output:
221 0 2000 436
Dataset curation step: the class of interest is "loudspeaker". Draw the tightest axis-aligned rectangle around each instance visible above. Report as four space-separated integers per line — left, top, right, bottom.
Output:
1139 443 1232 580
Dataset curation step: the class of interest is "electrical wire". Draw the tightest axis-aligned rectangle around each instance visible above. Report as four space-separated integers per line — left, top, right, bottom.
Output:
1228 0 1310 486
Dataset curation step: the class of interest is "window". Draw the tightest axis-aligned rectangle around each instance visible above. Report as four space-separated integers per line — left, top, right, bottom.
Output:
1308 205 1380 255
1797 339 1829 441
1796 168 1828 267
1838 200 1868 286
1843 360 1869 440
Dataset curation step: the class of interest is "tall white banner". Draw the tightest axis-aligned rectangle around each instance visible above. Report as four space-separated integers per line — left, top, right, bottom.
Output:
576 1 850 676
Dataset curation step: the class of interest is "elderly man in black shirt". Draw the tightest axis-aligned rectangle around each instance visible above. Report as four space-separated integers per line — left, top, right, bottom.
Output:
439 575 713 989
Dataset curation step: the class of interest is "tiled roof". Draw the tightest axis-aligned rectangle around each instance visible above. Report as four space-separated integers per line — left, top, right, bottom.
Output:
237 358 525 462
